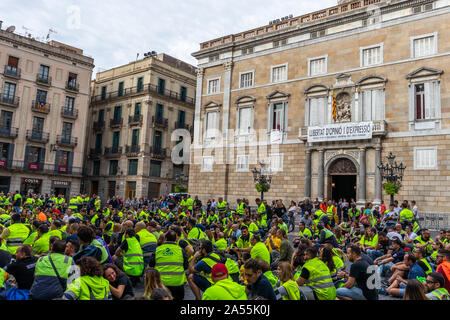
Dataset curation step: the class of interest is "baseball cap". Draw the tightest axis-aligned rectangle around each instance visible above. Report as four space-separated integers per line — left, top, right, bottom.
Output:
211 263 228 278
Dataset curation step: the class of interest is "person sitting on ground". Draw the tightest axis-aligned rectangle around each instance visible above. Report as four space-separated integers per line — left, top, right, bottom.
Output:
63 256 112 300
424 272 450 300
336 245 378 300
403 279 429 300
143 267 172 300
103 263 135 300
244 258 276 300
275 262 300 300
202 263 247 300
3 245 37 300
386 253 426 298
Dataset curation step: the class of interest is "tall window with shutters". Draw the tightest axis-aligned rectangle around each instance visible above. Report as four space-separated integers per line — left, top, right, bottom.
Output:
361 89 385 121
308 97 328 126
236 155 250 172
411 34 437 58
414 82 438 121
239 71 254 88
237 107 253 135
414 147 437 170
269 102 287 132
361 44 383 67
271 64 287 83
309 57 327 76
205 111 219 140
207 78 220 94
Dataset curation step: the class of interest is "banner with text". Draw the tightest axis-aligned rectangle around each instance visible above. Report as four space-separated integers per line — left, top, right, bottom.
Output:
308 122 373 143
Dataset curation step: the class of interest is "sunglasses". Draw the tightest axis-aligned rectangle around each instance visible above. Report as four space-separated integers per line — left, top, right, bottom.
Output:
426 280 437 284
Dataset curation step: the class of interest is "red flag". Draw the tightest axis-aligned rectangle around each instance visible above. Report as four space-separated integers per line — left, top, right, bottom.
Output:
332 90 337 121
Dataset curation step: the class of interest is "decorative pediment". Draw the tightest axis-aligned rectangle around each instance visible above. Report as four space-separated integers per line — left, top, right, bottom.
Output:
406 67 443 79
266 90 290 100
334 73 353 87
235 95 256 105
356 75 388 86
304 84 329 94
203 100 222 109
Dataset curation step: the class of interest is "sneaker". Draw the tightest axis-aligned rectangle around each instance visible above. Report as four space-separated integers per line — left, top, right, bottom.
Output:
381 280 390 287
379 288 389 296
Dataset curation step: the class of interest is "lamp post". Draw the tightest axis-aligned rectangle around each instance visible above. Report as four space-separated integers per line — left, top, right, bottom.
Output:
377 152 406 205
252 161 273 201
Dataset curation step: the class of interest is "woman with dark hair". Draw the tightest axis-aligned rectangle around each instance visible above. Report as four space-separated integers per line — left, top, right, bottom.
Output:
144 268 172 299
291 244 308 281
403 279 429 300
103 263 135 300
63 256 111 300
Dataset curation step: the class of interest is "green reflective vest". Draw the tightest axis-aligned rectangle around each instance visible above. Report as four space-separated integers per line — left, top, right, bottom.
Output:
34 253 73 279
217 201 227 214
103 221 114 238
399 209 415 224
429 288 450 300
215 238 228 251
237 203 246 216
281 279 301 300
6 223 30 255
186 198 194 211
136 229 157 255
0 213 10 224
250 242 271 265
299 228 312 238
155 242 186 286
419 258 433 275
0 267 6 288
326 205 336 220
65 275 111 300
200 252 223 284
264 270 278 288
48 229 63 240
188 227 206 240
32 233 52 255
91 239 109 264
225 258 240 275
123 237 144 277
69 198 78 210
302 257 336 300
202 278 248 300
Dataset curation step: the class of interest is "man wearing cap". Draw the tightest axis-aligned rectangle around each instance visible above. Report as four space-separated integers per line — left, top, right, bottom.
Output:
201 264 247 300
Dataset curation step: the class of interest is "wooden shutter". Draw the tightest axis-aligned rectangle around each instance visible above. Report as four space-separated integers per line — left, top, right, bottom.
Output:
54 150 61 172
7 143 14 167
68 151 74 174
23 146 30 170
8 56 19 68
39 147 46 171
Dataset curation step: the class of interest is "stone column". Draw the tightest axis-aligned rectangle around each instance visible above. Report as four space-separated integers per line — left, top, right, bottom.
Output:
305 149 312 199
193 68 204 145
374 147 382 204
358 147 366 204
318 149 324 201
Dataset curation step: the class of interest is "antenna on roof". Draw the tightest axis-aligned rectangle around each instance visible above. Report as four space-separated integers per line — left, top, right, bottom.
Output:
46 28 57 42
22 26 32 38
5 25 15 33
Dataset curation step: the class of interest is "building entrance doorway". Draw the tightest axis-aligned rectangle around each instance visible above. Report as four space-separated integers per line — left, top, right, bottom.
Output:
328 158 357 202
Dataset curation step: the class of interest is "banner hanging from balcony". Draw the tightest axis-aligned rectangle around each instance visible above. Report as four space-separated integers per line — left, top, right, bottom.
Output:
307 121 373 143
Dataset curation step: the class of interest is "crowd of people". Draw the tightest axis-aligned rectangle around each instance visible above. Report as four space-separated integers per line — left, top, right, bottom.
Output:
0 190 449 301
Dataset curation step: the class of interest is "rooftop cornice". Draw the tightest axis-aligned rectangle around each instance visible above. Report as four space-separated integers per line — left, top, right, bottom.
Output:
192 0 434 59
0 30 94 68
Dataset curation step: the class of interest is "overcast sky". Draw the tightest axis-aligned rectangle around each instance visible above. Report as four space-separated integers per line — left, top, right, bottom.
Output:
1 0 337 74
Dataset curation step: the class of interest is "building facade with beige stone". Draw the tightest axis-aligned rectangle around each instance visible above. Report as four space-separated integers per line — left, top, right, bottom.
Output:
0 28 94 198
189 0 450 214
84 53 196 201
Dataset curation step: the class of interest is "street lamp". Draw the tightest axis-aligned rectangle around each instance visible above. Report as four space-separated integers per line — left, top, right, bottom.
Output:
252 161 273 201
377 152 406 205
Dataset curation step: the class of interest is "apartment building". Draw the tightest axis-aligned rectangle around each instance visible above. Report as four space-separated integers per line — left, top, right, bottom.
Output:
0 28 94 198
85 53 196 201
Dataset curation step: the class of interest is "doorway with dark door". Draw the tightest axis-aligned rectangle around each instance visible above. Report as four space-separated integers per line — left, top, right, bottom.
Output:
331 175 356 202
328 158 358 203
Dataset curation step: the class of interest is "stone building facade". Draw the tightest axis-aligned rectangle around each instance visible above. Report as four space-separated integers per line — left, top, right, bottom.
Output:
84 54 196 201
0 28 94 198
189 0 450 214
